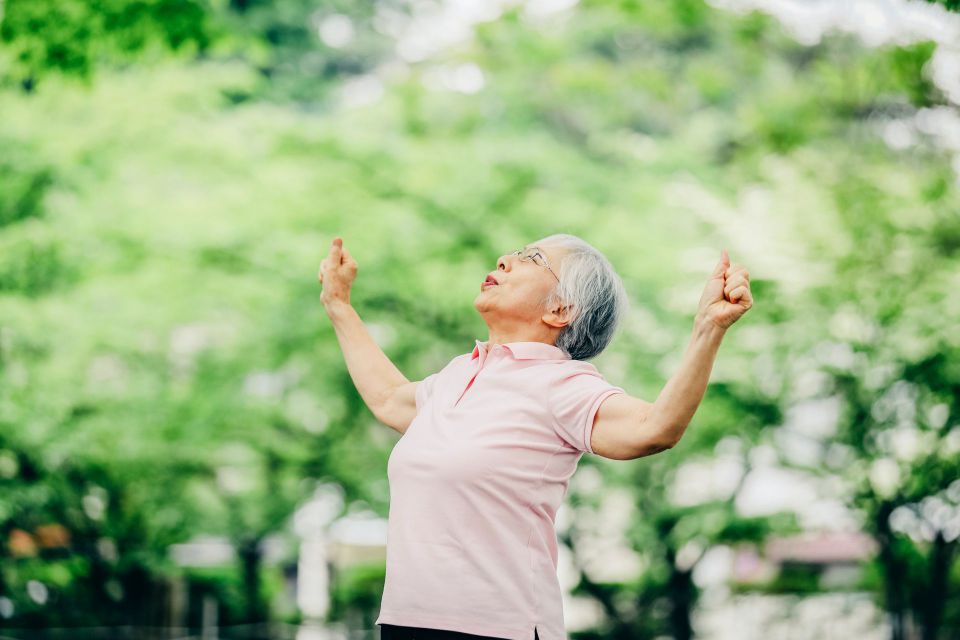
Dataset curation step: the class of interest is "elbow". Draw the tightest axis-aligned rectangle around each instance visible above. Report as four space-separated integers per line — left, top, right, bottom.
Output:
658 420 687 451
653 436 680 454
661 428 685 451
629 436 677 460
632 427 682 459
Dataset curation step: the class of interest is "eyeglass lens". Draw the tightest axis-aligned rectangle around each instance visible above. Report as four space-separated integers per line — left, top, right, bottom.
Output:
514 248 546 267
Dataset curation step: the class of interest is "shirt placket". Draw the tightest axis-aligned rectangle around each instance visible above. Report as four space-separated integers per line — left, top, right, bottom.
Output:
454 344 495 407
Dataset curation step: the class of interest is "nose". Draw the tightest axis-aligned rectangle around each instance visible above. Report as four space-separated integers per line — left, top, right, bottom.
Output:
497 254 512 271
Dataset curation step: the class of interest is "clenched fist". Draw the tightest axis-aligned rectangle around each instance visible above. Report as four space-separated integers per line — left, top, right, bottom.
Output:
697 249 753 330
318 237 357 308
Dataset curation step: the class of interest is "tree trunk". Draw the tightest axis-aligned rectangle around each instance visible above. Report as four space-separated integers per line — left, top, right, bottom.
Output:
664 550 695 640
238 536 267 624
921 531 956 640
875 502 906 640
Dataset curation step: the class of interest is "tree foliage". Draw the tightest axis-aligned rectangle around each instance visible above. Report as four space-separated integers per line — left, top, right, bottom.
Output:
1 0 958 636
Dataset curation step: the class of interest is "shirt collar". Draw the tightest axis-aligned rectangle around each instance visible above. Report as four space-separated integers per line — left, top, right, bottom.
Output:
471 339 571 361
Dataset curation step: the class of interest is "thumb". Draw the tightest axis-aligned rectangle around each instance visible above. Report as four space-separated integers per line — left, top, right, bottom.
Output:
711 248 730 278
330 237 343 263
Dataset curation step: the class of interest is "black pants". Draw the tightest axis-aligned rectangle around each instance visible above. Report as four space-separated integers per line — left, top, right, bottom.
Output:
379 623 539 640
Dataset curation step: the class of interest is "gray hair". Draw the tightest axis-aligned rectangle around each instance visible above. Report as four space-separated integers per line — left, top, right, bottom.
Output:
538 234 629 361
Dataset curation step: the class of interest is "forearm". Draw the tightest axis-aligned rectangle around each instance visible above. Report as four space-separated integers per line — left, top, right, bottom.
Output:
323 301 409 417
648 315 726 446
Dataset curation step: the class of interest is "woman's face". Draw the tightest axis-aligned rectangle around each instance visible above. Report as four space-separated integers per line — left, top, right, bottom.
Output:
473 240 568 331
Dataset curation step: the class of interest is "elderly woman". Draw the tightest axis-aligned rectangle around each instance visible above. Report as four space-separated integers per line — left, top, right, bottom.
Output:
318 234 752 640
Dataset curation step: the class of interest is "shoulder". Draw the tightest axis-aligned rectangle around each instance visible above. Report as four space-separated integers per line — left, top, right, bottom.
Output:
542 359 610 399
430 352 473 377
450 352 474 368
551 358 603 377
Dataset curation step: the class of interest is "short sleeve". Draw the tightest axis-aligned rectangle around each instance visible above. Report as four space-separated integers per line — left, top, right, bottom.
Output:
415 372 441 413
548 364 626 454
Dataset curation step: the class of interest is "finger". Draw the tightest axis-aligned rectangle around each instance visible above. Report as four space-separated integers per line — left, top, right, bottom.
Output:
342 246 356 264
730 285 752 305
724 265 749 281
726 274 746 293
724 277 747 297
330 237 343 263
712 248 731 278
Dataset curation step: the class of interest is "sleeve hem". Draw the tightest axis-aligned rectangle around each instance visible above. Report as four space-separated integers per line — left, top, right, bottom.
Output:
415 373 436 413
582 387 626 454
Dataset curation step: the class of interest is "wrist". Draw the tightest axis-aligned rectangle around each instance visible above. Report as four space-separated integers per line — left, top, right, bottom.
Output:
323 298 353 320
693 314 727 342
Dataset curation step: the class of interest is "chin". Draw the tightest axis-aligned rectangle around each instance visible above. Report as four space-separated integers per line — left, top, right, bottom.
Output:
473 296 493 314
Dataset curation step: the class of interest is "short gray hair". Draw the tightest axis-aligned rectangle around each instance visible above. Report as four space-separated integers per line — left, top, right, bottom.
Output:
539 234 628 361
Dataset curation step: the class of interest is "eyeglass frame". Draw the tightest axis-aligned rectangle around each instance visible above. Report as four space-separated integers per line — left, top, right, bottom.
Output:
508 246 561 282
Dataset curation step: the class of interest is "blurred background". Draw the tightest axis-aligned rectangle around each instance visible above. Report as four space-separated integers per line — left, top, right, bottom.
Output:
1 0 959 638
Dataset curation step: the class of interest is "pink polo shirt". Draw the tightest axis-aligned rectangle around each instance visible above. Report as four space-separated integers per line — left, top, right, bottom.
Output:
375 339 626 640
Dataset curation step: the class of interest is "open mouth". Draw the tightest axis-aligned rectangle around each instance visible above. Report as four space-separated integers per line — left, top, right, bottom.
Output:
481 275 499 289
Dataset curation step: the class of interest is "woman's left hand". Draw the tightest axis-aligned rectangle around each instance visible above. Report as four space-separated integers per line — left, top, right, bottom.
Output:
697 249 753 330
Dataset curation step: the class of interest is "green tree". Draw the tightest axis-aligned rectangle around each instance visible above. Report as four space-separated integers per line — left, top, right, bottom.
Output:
2 0 959 635
0 0 209 89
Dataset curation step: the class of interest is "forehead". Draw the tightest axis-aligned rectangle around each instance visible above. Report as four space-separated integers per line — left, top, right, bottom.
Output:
524 242 562 261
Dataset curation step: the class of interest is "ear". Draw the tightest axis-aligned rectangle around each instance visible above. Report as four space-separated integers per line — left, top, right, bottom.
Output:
542 302 573 329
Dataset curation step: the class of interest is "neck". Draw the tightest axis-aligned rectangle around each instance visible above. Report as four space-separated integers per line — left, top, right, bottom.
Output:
486 325 559 347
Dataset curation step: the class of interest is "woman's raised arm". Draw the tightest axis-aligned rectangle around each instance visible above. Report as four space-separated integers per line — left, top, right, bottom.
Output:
319 237 419 434
590 249 753 459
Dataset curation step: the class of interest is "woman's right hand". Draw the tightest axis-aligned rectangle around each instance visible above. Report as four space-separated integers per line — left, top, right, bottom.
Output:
319 237 357 309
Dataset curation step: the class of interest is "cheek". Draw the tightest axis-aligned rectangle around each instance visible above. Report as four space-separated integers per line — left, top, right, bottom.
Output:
510 283 548 311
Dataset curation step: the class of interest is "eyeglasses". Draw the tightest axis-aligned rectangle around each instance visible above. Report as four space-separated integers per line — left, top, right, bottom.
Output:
509 246 561 282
